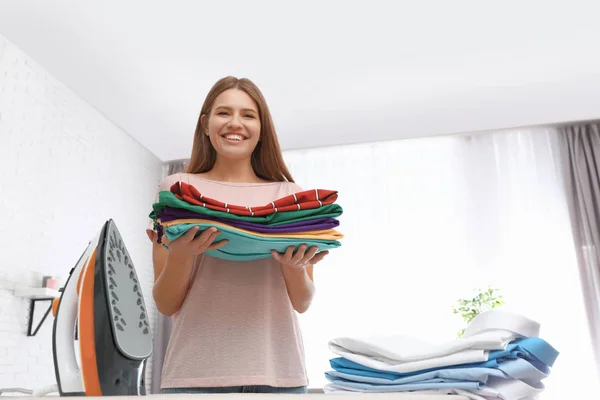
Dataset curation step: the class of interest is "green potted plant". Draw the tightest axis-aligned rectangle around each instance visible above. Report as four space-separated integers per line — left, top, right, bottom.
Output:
452 287 504 337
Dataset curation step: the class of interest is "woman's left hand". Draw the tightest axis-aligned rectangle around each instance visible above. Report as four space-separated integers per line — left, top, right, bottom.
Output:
271 244 329 269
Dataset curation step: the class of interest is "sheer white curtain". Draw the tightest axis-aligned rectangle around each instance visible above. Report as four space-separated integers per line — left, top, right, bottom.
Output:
283 126 598 399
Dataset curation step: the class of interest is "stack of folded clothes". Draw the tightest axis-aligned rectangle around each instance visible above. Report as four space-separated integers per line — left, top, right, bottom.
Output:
323 310 559 400
149 181 344 261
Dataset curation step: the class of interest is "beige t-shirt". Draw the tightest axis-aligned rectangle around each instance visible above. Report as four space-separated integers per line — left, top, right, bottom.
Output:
155 173 308 389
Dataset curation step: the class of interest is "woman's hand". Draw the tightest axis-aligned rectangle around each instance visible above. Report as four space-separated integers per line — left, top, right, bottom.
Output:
271 244 329 268
146 228 158 243
273 244 323 313
161 226 228 259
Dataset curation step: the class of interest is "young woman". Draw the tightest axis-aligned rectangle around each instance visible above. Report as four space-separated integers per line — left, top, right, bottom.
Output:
147 76 328 394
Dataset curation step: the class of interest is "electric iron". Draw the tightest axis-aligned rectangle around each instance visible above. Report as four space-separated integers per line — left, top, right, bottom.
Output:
48 219 153 396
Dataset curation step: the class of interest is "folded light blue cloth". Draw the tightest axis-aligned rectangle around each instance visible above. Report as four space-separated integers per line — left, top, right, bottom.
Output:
325 357 549 386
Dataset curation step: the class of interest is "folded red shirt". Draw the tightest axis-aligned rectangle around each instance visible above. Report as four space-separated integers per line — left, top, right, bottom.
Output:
170 181 338 216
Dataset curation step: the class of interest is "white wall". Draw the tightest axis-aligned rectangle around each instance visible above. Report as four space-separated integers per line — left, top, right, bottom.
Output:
0 35 163 392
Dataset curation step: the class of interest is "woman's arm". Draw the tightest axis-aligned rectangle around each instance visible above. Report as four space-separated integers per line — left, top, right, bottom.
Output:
272 244 329 314
280 264 315 314
147 227 227 316
147 229 195 316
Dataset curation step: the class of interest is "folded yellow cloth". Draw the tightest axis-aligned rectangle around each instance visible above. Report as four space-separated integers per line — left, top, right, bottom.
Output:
160 218 345 241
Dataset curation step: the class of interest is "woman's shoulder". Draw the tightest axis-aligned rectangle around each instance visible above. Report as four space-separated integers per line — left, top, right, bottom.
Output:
285 181 303 194
157 172 303 194
157 172 186 192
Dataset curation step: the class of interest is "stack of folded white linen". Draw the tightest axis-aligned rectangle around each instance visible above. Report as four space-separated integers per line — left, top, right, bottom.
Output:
323 310 559 400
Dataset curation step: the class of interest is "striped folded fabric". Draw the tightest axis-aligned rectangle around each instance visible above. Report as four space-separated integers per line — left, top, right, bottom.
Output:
170 181 338 216
150 191 343 226
149 182 344 262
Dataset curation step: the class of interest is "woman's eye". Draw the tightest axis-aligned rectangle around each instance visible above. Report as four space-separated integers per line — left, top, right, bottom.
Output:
245 114 255 118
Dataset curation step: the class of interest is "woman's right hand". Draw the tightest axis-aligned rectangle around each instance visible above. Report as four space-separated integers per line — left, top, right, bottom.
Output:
166 226 228 259
151 226 226 316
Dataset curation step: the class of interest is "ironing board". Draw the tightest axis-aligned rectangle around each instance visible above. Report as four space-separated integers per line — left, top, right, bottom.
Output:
19 395 470 399
150 395 471 399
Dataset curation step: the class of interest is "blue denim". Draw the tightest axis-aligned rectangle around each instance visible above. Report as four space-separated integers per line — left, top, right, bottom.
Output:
161 385 308 394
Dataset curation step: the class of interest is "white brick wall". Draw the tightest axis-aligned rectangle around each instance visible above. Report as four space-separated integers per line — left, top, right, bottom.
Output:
0 34 163 393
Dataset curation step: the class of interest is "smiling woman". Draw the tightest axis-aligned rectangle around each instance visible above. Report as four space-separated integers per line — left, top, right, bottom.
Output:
186 76 295 184
148 76 324 395
202 90 262 163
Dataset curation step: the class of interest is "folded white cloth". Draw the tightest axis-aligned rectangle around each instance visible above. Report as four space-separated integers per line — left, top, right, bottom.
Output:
328 310 540 374
323 384 487 400
323 386 476 399
462 310 540 339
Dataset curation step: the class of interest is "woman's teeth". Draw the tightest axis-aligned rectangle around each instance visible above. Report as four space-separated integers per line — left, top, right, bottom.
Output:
224 134 244 141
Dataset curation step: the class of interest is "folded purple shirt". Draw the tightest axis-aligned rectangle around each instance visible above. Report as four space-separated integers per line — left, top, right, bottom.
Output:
159 206 339 233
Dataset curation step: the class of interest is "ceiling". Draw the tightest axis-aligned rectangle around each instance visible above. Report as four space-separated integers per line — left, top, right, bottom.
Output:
1 0 599 161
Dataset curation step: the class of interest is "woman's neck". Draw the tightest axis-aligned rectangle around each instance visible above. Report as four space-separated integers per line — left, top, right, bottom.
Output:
201 157 267 183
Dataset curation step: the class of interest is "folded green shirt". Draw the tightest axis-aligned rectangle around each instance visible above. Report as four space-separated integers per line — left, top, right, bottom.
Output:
164 222 341 261
151 190 343 226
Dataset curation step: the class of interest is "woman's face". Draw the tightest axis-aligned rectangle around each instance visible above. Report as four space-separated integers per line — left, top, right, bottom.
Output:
203 88 261 162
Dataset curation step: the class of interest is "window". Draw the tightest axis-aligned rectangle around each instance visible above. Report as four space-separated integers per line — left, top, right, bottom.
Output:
283 127 598 398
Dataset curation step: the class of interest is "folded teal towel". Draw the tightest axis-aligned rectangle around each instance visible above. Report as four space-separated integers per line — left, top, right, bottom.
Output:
164 222 341 261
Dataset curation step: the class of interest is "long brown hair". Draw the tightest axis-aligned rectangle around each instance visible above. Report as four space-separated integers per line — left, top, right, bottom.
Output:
185 76 295 183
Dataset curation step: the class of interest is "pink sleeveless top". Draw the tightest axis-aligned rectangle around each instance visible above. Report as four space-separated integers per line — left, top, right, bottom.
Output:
156 173 309 389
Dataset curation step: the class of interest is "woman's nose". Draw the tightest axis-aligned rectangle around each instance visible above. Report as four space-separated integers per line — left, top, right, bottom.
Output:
228 113 243 128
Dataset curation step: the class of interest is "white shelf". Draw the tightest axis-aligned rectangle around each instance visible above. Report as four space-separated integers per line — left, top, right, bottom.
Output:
14 286 61 299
